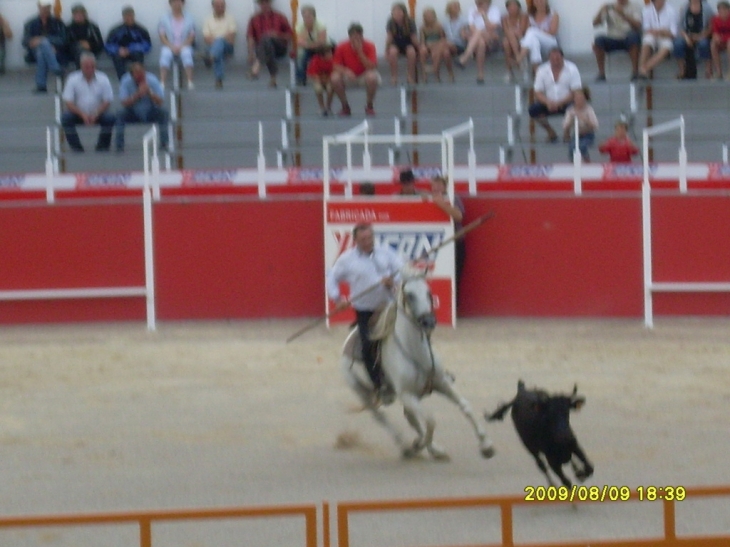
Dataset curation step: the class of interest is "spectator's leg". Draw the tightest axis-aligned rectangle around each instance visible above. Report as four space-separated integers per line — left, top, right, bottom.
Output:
180 46 194 87
673 37 686 78
210 37 226 82
387 45 400 85
330 70 349 111
34 39 62 91
159 46 173 87
61 111 84 151
419 43 430 82
112 55 128 80
474 32 487 81
698 38 712 78
528 102 557 141
296 48 313 86
405 44 417 84
627 32 641 78
114 107 138 152
725 40 730 78
95 111 116 151
638 39 654 76
593 37 607 79
150 106 170 149
0 42 5 75
364 70 379 110
644 45 671 74
256 37 277 77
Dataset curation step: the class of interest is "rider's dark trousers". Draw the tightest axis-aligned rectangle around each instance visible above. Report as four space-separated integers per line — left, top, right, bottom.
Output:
355 310 382 389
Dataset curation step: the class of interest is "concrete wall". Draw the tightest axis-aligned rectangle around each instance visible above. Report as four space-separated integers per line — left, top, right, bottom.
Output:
0 0 689 70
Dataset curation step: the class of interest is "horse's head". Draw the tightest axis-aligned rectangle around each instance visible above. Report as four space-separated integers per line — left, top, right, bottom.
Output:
400 273 437 333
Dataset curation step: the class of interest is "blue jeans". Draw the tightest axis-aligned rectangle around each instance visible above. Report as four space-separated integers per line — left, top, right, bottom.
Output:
673 37 711 60
62 110 116 151
296 47 316 85
568 133 595 161
207 38 233 80
31 38 64 89
115 104 169 151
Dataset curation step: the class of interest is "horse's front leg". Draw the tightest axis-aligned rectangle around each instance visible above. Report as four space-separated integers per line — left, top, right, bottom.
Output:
400 392 436 459
435 376 495 459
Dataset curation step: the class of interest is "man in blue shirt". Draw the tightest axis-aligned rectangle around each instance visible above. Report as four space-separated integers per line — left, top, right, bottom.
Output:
115 62 169 153
105 6 152 81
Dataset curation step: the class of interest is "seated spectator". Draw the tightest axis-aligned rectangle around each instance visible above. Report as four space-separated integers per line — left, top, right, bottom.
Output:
710 0 730 79
516 0 560 75
386 3 419 85
203 0 237 89
502 0 529 82
247 0 292 88
562 87 598 162
0 12 13 75
599 120 638 162
295 5 327 86
419 7 454 82
61 52 115 152
307 44 335 116
105 6 152 81
158 0 196 91
397 168 418 195
22 0 67 93
674 0 714 79
331 23 380 117
66 4 104 69
528 47 582 142
637 0 677 79
115 62 169 153
443 1 469 57
592 0 642 81
456 0 501 83
359 182 376 195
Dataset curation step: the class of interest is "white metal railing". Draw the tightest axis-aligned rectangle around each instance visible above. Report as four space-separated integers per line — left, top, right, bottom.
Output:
442 118 476 196
143 126 161 201
640 116 730 328
572 116 582 196
723 142 728 164
257 121 267 198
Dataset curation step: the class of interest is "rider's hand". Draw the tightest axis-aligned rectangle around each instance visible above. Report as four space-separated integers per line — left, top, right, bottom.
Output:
334 298 349 312
381 276 395 289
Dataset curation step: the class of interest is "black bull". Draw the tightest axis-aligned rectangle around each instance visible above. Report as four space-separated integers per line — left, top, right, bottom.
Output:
486 381 594 487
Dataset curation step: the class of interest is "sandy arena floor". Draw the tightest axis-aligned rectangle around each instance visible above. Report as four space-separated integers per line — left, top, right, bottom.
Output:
0 318 728 546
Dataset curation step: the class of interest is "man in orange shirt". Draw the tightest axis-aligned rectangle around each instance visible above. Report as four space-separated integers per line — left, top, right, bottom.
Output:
331 23 381 117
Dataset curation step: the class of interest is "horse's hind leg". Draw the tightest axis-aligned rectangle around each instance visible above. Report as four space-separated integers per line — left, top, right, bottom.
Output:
436 379 495 459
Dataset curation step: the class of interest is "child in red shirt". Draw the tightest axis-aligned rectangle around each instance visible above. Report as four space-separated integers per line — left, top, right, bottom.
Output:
711 0 730 79
307 44 335 116
598 121 639 163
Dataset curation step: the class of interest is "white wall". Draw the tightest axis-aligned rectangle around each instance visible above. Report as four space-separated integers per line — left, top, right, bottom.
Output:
0 0 690 70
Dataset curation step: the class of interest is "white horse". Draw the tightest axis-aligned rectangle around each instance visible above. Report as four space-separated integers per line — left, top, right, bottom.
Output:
341 269 495 460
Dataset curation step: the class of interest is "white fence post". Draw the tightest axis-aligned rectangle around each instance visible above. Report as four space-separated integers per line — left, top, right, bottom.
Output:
258 122 266 199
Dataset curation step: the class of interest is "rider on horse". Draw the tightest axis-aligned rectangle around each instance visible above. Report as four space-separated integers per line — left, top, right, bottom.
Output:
326 222 404 402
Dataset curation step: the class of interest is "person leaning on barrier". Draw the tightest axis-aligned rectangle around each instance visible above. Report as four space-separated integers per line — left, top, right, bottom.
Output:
66 4 104 69
326 222 404 404
61 52 115 152
203 0 237 89
22 0 68 93
115 62 169 153
105 6 152 81
429 175 465 301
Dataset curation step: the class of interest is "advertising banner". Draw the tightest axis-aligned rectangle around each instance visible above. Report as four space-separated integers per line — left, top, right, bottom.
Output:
324 199 456 327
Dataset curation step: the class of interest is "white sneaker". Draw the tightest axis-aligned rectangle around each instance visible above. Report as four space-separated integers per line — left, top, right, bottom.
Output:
187 81 195 91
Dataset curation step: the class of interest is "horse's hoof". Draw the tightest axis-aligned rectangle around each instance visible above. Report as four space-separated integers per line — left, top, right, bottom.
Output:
480 444 496 459
428 446 450 462
402 447 420 459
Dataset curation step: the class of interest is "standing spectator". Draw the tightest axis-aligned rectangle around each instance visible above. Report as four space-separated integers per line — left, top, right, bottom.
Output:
673 0 714 79
637 0 677 79
331 23 380 117
528 47 582 143
592 0 643 82
419 7 454 82
66 4 104 69
386 3 419 85
502 0 529 83
115 62 169 153
246 0 292 88
307 44 335 116
203 0 237 89
295 5 327 86
443 1 470 58
599 120 639 162
516 0 560 75
456 0 501 83
429 176 465 302
61 52 115 152
158 0 196 91
710 0 730 79
105 7 152 81
22 0 67 93
0 12 13 74
562 87 599 162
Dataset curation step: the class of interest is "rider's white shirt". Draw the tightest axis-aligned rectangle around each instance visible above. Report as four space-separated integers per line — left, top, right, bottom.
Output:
326 245 404 311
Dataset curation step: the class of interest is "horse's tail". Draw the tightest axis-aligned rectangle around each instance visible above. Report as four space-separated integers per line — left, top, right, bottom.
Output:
485 399 515 422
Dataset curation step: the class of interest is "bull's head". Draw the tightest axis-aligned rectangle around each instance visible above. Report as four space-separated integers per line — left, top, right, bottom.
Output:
540 385 586 443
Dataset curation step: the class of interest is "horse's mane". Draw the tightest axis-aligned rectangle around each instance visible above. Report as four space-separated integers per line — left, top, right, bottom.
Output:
370 301 397 341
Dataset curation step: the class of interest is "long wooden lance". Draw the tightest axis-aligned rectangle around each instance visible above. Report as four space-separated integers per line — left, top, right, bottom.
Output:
285 211 495 343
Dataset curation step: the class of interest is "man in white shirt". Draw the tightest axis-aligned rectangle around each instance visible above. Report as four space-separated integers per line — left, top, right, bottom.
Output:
638 0 677 78
203 0 237 88
456 0 501 83
326 222 404 400
592 0 643 81
528 47 583 142
61 52 115 152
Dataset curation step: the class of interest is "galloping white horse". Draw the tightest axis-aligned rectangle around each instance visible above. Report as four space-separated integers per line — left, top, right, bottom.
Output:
341 268 495 460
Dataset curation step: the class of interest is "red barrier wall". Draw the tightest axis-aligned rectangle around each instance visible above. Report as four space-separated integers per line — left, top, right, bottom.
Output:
0 190 728 324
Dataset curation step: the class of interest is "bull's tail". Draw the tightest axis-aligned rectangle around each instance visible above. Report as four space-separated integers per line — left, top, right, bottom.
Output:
485 400 514 422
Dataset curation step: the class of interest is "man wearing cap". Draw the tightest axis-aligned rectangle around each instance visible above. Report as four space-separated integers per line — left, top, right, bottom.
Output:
246 0 292 88
105 6 152 81
61 52 115 152
22 0 68 93
528 47 582 142
326 222 404 405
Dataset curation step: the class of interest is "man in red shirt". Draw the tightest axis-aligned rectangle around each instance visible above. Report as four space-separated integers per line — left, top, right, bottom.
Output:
331 23 381 117
246 0 292 88
598 120 639 163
